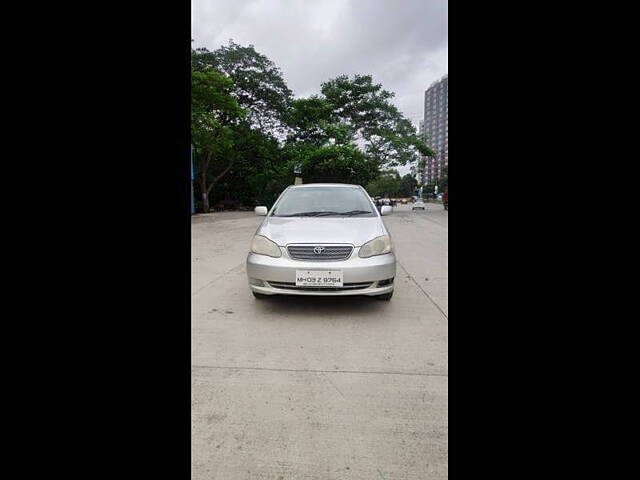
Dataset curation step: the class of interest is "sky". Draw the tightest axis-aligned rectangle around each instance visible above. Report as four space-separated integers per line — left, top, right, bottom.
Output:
192 0 448 175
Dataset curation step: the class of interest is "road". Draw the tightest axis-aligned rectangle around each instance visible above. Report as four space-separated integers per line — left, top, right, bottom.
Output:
192 203 448 479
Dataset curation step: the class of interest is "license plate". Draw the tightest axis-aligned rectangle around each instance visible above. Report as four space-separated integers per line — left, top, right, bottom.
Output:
295 270 343 287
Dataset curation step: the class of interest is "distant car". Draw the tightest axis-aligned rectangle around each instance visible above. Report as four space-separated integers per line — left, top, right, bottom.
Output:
400 198 408 204
412 200 425 210
436 193 443 200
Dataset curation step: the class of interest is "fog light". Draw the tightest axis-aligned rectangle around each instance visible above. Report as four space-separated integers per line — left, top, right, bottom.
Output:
249 278 265 286
378 278 394 286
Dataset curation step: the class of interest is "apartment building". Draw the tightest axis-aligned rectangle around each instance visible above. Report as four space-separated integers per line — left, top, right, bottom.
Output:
419 74 448 185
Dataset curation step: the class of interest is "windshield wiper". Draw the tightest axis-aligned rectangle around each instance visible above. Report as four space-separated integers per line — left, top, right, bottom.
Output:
278 211 340 217
278 210 372 217
302 211 373 217
337 210 372 216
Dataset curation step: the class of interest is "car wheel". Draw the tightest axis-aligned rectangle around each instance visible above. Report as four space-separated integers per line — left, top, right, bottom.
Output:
375 292 393 301
252 291 269 299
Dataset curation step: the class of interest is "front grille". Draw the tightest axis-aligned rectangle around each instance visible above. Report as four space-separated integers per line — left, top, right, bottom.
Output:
287 245 353 261
267 281 372 291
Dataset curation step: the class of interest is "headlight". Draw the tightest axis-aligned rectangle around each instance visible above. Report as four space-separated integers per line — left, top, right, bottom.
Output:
250 235 282 258
358 235 392 258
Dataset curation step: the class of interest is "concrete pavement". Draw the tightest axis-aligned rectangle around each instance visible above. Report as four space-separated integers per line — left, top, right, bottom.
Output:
192 203 448 479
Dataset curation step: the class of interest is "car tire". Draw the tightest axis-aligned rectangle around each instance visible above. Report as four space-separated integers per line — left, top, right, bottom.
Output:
375 292 393 301
252 291 269 299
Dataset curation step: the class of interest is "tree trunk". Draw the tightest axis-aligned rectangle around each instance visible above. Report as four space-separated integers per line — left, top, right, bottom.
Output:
198 152 212 213
199 173 209 213
204 158 236 211
201 191 209 213
196 150 235 213
208 158 236 194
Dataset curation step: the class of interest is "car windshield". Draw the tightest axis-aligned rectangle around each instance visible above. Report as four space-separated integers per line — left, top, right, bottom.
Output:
272 186 376 217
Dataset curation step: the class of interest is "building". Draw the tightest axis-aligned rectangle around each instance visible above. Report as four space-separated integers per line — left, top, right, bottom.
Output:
419 74 448 186
416 120 427 184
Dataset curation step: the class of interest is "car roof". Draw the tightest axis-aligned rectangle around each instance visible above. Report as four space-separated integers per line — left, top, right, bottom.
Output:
290 183 361 189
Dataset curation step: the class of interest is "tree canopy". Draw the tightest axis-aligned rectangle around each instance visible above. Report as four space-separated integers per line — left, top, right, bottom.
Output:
191 41 434 212
320 74 432 167
367 173 419 197
193 41 293 135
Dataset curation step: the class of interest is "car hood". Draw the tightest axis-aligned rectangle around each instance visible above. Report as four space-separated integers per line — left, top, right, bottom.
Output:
257 216 387 246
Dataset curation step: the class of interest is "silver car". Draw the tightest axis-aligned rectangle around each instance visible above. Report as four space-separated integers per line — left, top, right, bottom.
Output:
412 199 426 210
246 183 396 301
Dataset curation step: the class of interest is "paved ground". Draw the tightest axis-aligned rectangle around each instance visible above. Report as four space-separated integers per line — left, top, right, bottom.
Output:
192 203 448 479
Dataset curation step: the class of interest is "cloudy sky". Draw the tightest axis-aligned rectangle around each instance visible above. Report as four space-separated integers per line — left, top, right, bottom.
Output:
192 0 448 173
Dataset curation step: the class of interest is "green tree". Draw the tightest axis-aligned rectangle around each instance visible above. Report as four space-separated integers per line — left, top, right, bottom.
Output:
285 75 430 188
302 145 379 185
286 96 336 146
191 70 244 212
424 183 436 196
192 41 293 135
320 74 433 168
399 174 418 197
437 178 447 195
192 41 295 211
367 172 402 197
191 42 436 211
227 126 287 208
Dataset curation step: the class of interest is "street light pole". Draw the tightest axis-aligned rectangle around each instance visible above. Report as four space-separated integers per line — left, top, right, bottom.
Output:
293 163 302 185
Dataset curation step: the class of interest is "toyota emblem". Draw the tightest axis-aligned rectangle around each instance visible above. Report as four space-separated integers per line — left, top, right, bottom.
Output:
313 246 325 255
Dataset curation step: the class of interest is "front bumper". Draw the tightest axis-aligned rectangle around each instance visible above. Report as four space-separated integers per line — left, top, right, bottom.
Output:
246 249 396 296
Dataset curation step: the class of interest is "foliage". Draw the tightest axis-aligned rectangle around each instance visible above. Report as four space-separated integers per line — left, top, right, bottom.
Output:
192 41 293 136
190 41 436 213
399 174 418 196
283 75 431 189
191 69 245 211
367 172 400 197
424 179 447 196
286 96 336 146
320 75 432 167
191 70 244 150
366 173 418 197
290 144 379 186
191 41 294 211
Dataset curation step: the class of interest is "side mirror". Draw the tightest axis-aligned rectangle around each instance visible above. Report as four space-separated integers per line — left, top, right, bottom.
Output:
254 206 268 216
381 206 393 216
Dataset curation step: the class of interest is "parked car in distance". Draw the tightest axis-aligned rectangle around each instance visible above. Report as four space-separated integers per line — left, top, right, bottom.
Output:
412 199 426 210
247 183 396 301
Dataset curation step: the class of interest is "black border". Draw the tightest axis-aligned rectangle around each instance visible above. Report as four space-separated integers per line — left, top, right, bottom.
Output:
32 3 194 477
